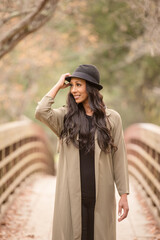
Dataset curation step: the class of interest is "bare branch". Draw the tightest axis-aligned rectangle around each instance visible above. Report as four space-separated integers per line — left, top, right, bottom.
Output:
0 0 59 59
0 10 34 27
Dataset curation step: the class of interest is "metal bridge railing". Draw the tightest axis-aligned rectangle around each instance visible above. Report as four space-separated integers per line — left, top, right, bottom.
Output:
0 118 55 213
124 123 160 224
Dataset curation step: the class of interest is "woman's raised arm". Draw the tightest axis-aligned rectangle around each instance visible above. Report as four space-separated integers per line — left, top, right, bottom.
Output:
34 73 71 137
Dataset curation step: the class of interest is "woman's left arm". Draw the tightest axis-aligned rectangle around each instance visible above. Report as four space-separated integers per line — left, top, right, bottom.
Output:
111 111 130 221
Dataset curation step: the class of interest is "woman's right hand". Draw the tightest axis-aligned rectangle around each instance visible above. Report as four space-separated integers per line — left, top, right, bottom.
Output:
46 73 71 98
56 73 71 90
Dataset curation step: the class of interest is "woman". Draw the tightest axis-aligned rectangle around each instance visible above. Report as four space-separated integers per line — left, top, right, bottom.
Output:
35 64 129 240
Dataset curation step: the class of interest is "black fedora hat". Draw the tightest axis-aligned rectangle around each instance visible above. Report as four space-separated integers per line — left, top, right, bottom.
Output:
65 64 103 90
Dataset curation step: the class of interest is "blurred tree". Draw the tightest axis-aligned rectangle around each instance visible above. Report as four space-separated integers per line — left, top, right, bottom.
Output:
125 0 160 58
0 0 58 59
0 0 159 126
82 0 160 125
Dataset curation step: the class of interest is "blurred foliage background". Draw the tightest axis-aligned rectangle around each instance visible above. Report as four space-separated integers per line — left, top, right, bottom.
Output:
0 0 160 147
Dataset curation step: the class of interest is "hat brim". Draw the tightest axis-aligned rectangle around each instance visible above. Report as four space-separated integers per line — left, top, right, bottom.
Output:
65 73 103 90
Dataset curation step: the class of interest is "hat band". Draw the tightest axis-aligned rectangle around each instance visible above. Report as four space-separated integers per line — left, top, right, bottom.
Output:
72 71 99 85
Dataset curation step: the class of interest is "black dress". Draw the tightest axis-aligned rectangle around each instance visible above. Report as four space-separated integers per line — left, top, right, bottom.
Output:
79 114 96 240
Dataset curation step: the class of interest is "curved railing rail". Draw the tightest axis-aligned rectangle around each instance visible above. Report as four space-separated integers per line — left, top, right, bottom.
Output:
0 118 55 212
124 123 160 223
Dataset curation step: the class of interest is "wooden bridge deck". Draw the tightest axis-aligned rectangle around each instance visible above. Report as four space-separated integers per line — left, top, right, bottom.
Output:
0 173 159 240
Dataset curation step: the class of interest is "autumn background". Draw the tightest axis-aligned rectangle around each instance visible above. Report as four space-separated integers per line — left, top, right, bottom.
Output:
0 0 160 150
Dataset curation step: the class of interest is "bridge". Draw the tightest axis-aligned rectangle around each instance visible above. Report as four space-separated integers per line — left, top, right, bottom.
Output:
0 118 160 240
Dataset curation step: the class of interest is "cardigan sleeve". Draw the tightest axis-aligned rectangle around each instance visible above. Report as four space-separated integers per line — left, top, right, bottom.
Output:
112 111 130 197
34 95 66 137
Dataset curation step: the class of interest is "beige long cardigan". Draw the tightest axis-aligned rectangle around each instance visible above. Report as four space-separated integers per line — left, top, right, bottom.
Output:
35 95 129 240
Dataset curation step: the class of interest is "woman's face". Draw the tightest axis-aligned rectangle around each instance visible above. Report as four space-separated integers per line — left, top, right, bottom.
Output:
69 78 88 104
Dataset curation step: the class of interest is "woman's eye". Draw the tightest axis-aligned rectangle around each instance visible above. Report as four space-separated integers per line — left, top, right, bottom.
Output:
69 83 81 87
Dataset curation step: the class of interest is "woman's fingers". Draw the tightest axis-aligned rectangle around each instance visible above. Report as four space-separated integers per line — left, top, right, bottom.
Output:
118 205 129 222
57 73 71 89
62 82 70 89
118 203 122 217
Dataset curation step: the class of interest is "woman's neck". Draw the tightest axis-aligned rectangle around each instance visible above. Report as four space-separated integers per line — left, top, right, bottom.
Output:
83 100 93 116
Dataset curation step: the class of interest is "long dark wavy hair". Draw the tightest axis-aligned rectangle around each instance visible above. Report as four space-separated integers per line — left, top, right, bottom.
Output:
60 82 117 154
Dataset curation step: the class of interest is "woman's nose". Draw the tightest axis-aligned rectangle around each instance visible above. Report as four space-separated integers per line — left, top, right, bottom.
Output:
71 85 77 93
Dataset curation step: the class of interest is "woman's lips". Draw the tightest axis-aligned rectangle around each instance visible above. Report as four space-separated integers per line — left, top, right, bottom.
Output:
74 95 80 100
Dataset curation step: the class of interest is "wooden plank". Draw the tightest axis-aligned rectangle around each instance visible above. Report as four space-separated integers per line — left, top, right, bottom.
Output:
129 166 160 211
0 141 49 168
125 123 160 153
128 154 159 191
126 143 160 172
0 152 49 188
0 163 51 205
